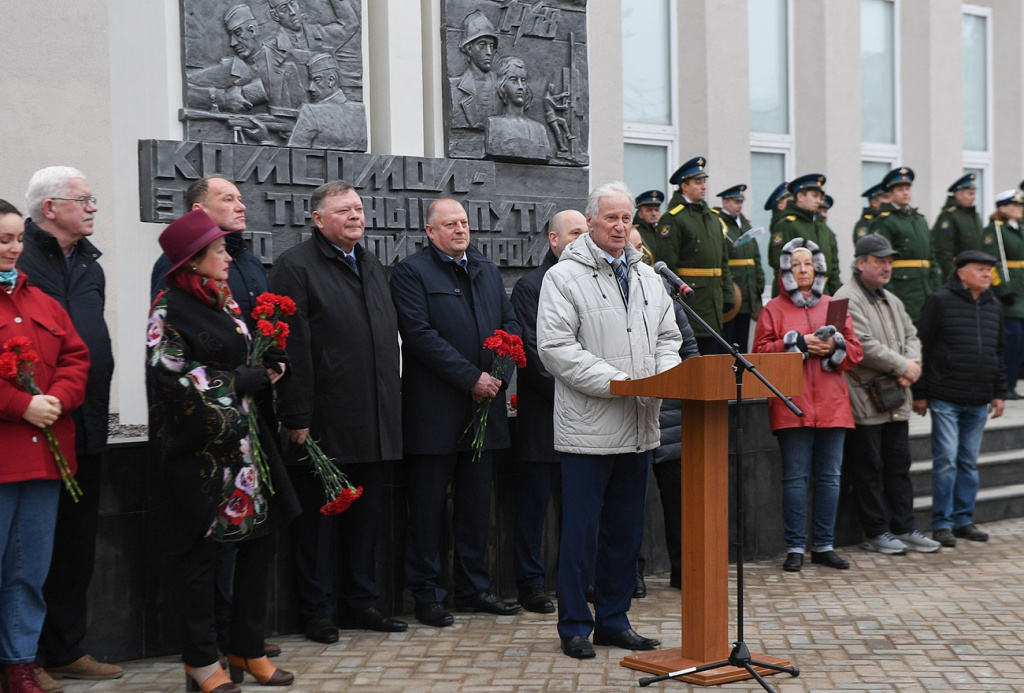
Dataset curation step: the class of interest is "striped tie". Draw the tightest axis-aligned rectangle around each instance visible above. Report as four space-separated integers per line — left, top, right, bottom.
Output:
612 259 629 302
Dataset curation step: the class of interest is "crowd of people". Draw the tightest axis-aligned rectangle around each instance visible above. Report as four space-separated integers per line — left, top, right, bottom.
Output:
0 157 1013 691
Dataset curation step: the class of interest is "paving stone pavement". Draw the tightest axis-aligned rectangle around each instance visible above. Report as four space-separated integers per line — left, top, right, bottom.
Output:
64 515 1024 693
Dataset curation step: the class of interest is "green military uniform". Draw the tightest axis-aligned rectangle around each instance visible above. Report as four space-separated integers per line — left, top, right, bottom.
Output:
932 196 984 278
769 206 788 233
870 203 941 322
714 207 764 315
852 207 877 245
633 214 662 265
769 202 842 297
658 191 734 337
983 218 1024 318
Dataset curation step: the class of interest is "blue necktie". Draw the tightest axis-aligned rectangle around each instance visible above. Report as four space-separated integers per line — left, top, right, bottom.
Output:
612 259 629 302
343 253 359 277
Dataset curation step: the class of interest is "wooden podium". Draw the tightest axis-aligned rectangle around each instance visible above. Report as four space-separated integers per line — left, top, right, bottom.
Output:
610 353 802 685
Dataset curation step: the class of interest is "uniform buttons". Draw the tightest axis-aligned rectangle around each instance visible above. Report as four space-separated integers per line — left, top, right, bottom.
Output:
454 288 461 294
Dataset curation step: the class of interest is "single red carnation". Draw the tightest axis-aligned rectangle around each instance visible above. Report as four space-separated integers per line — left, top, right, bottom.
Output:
4 336 32 352
276 295 297 316
510 394 517 410
256 319 276 337
0 352 19 379
320 485 364 516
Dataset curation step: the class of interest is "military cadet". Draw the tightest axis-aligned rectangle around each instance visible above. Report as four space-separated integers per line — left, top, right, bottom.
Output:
869 167 941 322
819 194 834 219
933 173 984 278
853 182 890 244
983 190 1024 399
764 181 792 232
633 189 665 265
657 156 734 354
769 174 842 297
713 184 764 350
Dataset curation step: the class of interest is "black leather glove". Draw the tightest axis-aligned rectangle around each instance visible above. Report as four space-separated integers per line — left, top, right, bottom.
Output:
233 365 270 396
264 347 290 375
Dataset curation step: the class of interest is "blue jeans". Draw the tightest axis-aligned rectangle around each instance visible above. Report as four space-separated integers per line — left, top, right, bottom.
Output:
929 399 988 531
557 451 649 638
776 428 845 553
0 480 60 664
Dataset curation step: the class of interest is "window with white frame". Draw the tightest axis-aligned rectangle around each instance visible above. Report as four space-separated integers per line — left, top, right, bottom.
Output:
749 0 792 281
962 7 991 212
622 0 675 204
861 0 899 173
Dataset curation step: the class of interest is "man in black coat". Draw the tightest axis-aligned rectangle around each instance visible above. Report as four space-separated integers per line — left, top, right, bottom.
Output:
269 181 406 642
20 166 121 682
509 209 585 614
150 177 268 320
913 250 1006 548
390 198 522 627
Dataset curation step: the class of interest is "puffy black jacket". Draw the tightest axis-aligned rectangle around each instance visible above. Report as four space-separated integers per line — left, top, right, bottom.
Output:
20 219 114 456
913 274 1006 405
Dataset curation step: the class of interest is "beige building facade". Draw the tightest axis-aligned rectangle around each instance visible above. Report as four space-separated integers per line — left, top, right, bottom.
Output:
0 0 1020 423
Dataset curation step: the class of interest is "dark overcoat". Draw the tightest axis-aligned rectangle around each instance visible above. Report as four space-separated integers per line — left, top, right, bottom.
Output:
510 249 558 464
390 243 520 456
268 229 402 465
20 219 114 456
146 286 298 554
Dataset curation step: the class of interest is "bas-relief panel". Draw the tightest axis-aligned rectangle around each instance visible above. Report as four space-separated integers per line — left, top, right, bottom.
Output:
442 0 589 166
180 0 367 151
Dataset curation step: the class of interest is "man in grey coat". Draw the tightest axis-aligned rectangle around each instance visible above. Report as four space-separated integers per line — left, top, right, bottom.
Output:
537 181 681 659
835 235 940 555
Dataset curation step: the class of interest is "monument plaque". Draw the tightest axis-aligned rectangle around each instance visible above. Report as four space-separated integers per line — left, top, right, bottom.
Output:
180 0 367 151
442 0 589 166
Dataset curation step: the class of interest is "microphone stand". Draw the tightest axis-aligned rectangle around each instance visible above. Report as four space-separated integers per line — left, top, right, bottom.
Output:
639 289 802 692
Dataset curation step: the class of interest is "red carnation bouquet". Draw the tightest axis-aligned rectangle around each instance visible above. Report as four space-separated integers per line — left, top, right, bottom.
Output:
302 436 363 516
244 292 297 494
462 329 526 462
0 336 81 501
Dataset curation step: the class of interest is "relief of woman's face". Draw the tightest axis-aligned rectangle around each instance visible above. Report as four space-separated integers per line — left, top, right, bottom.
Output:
501 63 528 108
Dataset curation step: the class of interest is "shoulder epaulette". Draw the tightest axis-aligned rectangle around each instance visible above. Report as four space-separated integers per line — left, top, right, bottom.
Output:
865 213 874 220
711 207 721 215
785 215 796 222
880 211 891 218
945 206 956 213
669 204 684 215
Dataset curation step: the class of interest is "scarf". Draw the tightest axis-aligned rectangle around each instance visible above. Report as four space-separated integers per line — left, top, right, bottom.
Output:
0 268 17 291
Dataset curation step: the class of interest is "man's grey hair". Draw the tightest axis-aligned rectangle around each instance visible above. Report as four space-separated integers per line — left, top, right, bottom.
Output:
310 180 356 213
586 181 633 219
25 166 87 219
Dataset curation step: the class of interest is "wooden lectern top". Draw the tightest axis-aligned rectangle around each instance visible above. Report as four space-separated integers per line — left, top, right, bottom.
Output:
609 352 802 402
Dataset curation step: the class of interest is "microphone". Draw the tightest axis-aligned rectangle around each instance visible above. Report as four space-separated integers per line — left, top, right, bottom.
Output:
653 261 694 297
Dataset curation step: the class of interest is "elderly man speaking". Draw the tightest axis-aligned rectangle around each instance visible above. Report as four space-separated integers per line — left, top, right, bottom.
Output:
537 181 682 659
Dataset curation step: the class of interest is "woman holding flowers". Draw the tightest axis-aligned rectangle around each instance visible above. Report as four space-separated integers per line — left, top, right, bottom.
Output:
146 209 297 693
0 200 89 693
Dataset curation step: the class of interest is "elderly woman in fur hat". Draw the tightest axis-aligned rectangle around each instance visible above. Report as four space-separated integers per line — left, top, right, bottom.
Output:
754 238 863 573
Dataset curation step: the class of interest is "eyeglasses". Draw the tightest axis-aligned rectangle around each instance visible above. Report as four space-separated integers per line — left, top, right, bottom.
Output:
51 196 97 208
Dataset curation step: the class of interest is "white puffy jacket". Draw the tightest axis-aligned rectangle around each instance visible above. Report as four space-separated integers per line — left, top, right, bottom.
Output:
537 233 683 454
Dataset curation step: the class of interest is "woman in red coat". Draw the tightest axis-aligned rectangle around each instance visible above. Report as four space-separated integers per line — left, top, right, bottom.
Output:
0 200 89 693
754 238 862 573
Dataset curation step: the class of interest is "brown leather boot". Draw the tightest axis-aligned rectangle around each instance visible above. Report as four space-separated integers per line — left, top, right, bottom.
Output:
226 655 294 686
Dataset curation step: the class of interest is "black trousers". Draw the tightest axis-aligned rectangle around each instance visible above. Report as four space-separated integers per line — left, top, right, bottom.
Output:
722 313 752 352
844 421 915 537
512 461 560 590
288 463 384 622
404 451 492 605
652 459 681 579
178 533 275 667
38 453 102 667
696 336 728 356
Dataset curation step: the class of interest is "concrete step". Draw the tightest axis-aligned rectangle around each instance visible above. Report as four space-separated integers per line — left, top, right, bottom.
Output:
909 421 1024 461
912 482 1024 531
909 449 1024 497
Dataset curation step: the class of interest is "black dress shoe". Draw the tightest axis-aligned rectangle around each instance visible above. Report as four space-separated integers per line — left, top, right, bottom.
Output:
1005 390 1022 400
305 614 339 644
634 573 647 599
810 550 850 570
934 528 957 547
953 523 989 542
518 585 555 614
669 567 681 589
264 642 282 658
454 589 522 615
782 553 803 572
337 606 408 632
414 602 454 628
593 628 660 650
560 636 596 659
